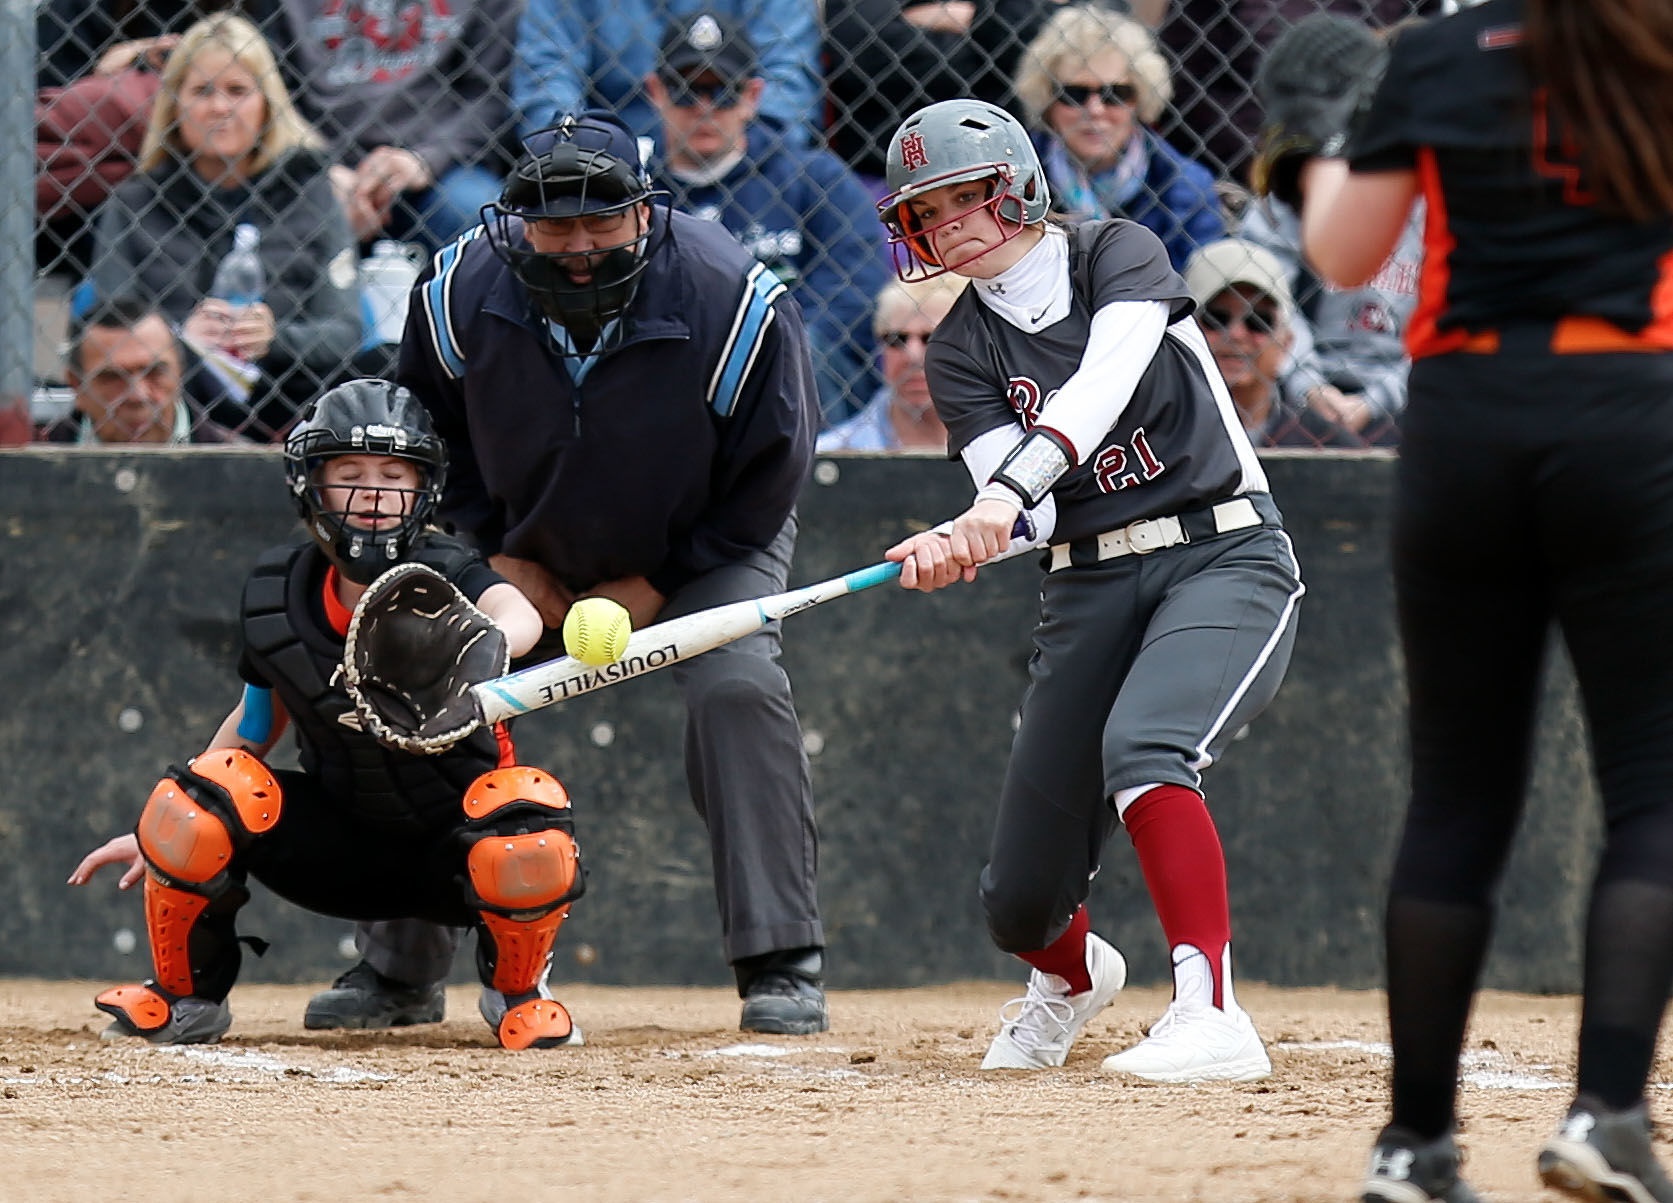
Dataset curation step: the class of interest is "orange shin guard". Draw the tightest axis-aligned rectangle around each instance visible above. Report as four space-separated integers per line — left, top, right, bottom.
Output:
94 983 172 1034
496 995 574 1051
143 873 213 997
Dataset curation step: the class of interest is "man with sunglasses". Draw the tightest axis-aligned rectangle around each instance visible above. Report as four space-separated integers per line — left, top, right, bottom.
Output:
818 275 965 452
324 110 831 1040
646 10 887 426
1186 238 1401 449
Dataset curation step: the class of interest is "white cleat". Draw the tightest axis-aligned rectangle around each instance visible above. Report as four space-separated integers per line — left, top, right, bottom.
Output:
1099 1000 1271 1083
981 933 1127 1070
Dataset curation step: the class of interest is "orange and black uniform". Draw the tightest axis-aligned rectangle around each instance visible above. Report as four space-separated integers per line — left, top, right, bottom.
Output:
186 534 519 1000
1348 0 1673 1134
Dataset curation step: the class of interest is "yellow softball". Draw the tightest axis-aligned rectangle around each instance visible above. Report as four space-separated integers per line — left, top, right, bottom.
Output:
562 597 633 666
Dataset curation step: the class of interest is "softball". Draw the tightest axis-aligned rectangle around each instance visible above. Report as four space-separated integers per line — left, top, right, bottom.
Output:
562 597 633 667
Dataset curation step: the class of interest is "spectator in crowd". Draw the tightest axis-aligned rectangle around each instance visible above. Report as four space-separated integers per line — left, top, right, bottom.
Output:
823 0 983 184
648 10 886 425
89 14 361 441
1239 196 1416 445
1014 5 1224 270
40 296 247 444
512 0 820 145
272 0 522 247
817 275 967 452
1183 238 1381 448
1153 0 1443 185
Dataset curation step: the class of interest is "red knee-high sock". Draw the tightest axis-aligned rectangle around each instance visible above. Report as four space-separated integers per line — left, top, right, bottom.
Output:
1123 785 1231 1008
1017 904 1092 994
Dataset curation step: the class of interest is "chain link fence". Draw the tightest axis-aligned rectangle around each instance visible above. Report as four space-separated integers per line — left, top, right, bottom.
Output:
21 0 1443 449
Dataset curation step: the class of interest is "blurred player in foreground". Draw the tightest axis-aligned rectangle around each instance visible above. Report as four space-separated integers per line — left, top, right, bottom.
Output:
1266 1 1673 1198
69 379 585 1051
878 99 1304 1082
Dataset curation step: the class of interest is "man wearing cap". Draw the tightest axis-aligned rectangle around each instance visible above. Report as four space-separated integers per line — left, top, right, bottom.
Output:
312 111 829 1038
511 0 819 146
647 10 886 425
1183 238 1393 448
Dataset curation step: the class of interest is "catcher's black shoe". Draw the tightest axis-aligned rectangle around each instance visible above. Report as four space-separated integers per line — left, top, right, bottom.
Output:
1361 1125 1480 1203
303 961 445 1030
738 947 828 1036
1538 1094 1673 1203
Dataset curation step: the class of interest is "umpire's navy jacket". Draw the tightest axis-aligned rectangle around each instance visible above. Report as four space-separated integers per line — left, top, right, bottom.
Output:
396 207 819 598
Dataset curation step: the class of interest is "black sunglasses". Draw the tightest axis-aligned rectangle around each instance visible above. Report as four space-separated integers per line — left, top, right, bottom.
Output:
879 330 931 349
1201 305 1279 337
661 76 745 109
1052 81 1138 109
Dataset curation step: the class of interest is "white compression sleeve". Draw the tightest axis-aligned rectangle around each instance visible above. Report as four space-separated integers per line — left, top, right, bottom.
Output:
1033 300 1171 461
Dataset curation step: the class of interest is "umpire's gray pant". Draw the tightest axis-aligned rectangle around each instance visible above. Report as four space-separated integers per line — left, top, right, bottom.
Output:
358 515 822 985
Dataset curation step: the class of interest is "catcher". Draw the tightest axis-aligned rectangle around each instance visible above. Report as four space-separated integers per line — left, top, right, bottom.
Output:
68 378 585 1051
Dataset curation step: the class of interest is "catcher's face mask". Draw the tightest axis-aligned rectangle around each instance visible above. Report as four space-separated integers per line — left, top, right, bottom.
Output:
482 113 671 350
284 379 446 585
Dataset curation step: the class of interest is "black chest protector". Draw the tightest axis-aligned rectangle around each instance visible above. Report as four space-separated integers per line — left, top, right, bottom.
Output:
240 539 503 831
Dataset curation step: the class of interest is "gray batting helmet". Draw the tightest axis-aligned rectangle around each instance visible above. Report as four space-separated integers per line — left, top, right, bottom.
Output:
877 99 1052 277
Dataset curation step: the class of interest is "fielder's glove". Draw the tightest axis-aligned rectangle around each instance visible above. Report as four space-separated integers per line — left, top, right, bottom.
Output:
1252 13 1389 210
343 562 508 755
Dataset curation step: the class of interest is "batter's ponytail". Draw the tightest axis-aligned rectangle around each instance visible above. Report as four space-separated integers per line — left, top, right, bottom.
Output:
1524 0 1673 221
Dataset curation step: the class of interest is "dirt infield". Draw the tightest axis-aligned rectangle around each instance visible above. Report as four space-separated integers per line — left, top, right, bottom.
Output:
1 977 1654 1202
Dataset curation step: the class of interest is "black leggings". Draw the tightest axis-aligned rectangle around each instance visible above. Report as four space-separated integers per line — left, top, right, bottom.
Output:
1387 349 1673 1133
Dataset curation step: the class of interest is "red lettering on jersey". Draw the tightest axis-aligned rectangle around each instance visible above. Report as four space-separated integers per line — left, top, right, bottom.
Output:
1531 88 1596 208
1006 376 1043 426
899 133 929 173
1093 429 1166 494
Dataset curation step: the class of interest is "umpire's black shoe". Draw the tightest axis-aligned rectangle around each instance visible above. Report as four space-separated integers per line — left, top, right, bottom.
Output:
1361 1125 1481 1203
737 947 829 1035
1538 1094 1673 1203
303 960 445 1030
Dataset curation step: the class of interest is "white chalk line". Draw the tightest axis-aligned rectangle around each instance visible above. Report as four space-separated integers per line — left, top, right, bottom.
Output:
4 1044 392 1087
1276 1038 1673 1093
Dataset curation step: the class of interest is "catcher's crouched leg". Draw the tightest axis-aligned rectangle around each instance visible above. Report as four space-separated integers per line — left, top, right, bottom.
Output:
97 749 281 1045
459 767 585 1050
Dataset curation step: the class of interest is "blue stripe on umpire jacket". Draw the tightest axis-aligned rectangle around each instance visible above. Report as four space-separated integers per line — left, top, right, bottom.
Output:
653 124 890 425
395 205 819 601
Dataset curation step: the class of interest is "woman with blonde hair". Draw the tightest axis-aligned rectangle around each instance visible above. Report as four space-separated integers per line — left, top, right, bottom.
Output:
90 13 360 440
1013 4 1223 270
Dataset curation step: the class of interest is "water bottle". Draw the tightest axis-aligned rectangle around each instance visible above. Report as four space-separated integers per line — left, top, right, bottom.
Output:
210 223 265 309
360 240 425 346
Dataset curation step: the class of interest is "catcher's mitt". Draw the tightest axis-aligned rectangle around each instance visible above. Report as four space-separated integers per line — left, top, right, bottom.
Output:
1252 14 1390 210
342 562 509 755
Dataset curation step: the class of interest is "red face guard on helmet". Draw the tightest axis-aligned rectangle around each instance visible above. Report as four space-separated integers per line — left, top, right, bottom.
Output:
876 163 1033 283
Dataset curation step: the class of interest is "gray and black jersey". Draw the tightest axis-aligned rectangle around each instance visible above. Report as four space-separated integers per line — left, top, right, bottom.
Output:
927 220 1268 545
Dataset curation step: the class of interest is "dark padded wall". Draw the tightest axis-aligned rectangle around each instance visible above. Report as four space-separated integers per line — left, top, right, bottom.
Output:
0 450 1597 992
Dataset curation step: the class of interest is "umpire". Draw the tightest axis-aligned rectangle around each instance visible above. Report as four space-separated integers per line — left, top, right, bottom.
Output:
312 110 827 1036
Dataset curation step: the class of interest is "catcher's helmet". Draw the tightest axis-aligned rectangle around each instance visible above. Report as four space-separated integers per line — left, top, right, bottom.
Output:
877 99 1051 281
482 111 669 346
283 378 446 584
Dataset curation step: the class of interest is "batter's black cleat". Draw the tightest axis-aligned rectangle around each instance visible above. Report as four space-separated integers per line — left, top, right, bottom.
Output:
1361 1125 1481 1203
737 947 829 1035
1538 1094 1673 1203
303 960 445 1030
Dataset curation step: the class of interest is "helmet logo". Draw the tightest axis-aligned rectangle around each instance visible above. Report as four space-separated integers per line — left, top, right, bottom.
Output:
899 132 929 173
